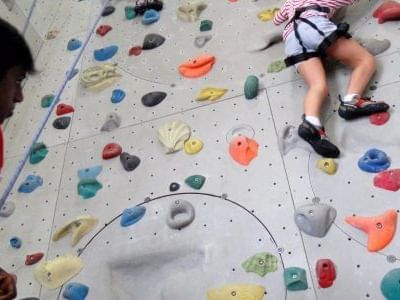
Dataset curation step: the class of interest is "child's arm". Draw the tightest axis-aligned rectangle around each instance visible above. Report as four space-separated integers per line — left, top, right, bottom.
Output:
273 4 289 25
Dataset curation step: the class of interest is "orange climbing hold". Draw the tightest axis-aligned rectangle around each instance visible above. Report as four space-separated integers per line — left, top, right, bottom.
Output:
345 209 397 252
229 136 259 166
178 54 215 78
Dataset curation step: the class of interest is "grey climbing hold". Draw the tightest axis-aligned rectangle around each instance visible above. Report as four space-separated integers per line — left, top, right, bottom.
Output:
141 91 167 107
142 33 165 50
294 203 337 238
0 201 16 217
169 182 180 192
194 35 212 48
244 75 259 99
100 112 121 132
120 152 141 171
356 38 391 56
278 125 312 155
166 199 195 229
102 6 115 17
53 116 71 129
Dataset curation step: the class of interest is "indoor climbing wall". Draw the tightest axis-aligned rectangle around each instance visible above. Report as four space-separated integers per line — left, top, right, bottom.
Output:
1 0 400 299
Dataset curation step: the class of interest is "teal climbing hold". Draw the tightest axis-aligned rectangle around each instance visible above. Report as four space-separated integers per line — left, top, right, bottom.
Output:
120 206 146 227
284 267 308 291
30 142 48 164
67 39 82 51
41 94 54 108
18 175 43 193
78 166 102 180
244 75 259 99
241 252 278 277
125 6 136 20
381 268 400 300
94 45 118 62
200 20 213 31
185 175 206 190
77 179 102 199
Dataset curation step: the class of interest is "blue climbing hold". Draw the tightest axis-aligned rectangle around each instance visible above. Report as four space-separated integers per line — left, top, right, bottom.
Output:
77 179 103 199
111 89 126 104
94 45 118 61
63 282 89 300
142 9 160 25
78 166 103 180
381 268 400 300
18 175 43 193
67 39 82 51
10 237 22 249
358 148 390 173
120 206 146 227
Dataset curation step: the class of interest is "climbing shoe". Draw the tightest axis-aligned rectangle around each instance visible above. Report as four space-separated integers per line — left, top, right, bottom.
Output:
338 95 389 120
298 116 340 158
134 0 163 15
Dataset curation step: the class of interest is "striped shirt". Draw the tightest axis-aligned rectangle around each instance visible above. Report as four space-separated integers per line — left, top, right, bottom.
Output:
273 0 357 40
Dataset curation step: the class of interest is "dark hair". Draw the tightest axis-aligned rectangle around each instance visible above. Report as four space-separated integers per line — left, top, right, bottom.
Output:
0 18 34 80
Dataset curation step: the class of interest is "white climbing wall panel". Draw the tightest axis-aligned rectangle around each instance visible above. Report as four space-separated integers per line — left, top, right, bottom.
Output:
1 0 400 299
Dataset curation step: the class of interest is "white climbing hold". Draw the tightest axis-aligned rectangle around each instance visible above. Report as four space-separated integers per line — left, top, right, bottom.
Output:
158 120 191 153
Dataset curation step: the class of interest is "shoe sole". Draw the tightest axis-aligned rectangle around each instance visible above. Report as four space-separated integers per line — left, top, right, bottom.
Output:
298 127 340 158
338 103 389 120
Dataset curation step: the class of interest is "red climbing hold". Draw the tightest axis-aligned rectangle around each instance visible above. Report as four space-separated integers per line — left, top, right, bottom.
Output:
369 111 390 125
316 259 336 288
96 24 113 37
25 252 44 265
56 103 75 116
102 143 122 159
374 169 400 191
373 0 400 23
129 46 142 56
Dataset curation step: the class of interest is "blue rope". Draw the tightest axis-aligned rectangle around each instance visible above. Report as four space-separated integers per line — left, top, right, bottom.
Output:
22 0 38 35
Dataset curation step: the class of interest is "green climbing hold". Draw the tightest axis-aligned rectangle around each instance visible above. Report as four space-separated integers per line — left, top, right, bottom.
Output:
41 94 55 108
125 6 136 20
29 142 49 164
185 175 206 190
244 75 259 99
200 20 213 32
284 267 308 291
241 252 278 277
381 268 400 300
267 59 286 73
77 179 103 199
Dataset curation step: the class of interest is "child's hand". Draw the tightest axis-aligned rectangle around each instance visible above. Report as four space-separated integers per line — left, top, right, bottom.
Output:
0 269 17 300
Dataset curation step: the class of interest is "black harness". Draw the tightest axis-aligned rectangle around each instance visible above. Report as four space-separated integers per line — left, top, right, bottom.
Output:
284 4 351 67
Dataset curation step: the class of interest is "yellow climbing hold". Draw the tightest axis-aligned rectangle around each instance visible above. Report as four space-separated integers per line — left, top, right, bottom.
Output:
317 158 337 175
257 8 279 22
80 62 121 92
184 138 204 154
52 215 98 246
196 87 228 101
207 284 266 300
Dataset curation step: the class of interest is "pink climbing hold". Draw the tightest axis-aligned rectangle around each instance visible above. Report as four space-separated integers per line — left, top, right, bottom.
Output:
56 103 75 116
373 0 400 23
374 169 400 191
96 24 113 37
102 143 122 159
129 46 142 56
369 111 390 125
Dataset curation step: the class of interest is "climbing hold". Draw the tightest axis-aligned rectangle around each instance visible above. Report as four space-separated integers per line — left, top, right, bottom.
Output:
229 136 259 166
278 125 313 155
166 199 195 229
120 152 141 172
317 158 337 175
77 179 103 199
53 116 71 130
80 63 121 92
135 0 163 15
120 206 146 227
25 253 44 266
111 89 126 103
248 32 283 52
356 38 391 56
370 111 390 125
226 124 255 143
244 75 259 99
177 2 207 22
257 8 279 21
267 59 287 73
345 209 397 252
100 112 121 132
294 203 337 238
184 138 204 155
316 259 336 288
185 175 206 190
374 169 400 191
241 252 278 277
196 87 227 101
381 268 400 300
41 94 54 108
46 29 59 40
207 284 265 300
67 39 82 51
200 19 213 31
169 182 180 192
358 148 390 173
125 6 136 20
101 6 115 17
56 103 74 116
10 237 22 249
142 33 165 50
34 254 83 289
52 216 98 246
102 143 122 159
158 120 191 153
179 54 216 78
194 35 212 48
0 201 16 217
141 91 167 107
63 282 89 300
94 45 118 61
129 46 142 56
284 267 308 291
30 142 48 164
18 175 43 193
142 9 160 25
66 68 79 80
78 166 102 180
373 0 400 24
96 24 112 37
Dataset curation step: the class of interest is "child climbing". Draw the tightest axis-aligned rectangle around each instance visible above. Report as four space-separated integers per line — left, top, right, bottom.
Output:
273 0 390 158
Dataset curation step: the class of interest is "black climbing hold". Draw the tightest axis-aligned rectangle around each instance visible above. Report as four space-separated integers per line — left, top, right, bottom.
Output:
169 182 180 192
120 152 141 172
102 6 115 17
53 116 71 129
141 91 167 107
142 33 166 50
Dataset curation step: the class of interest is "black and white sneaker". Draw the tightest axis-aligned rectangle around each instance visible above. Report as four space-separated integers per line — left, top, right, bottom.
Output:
134 0 163 15
338 95 389 120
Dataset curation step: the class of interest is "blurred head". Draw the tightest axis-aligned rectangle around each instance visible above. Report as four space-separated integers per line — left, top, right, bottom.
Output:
0 18 34 124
